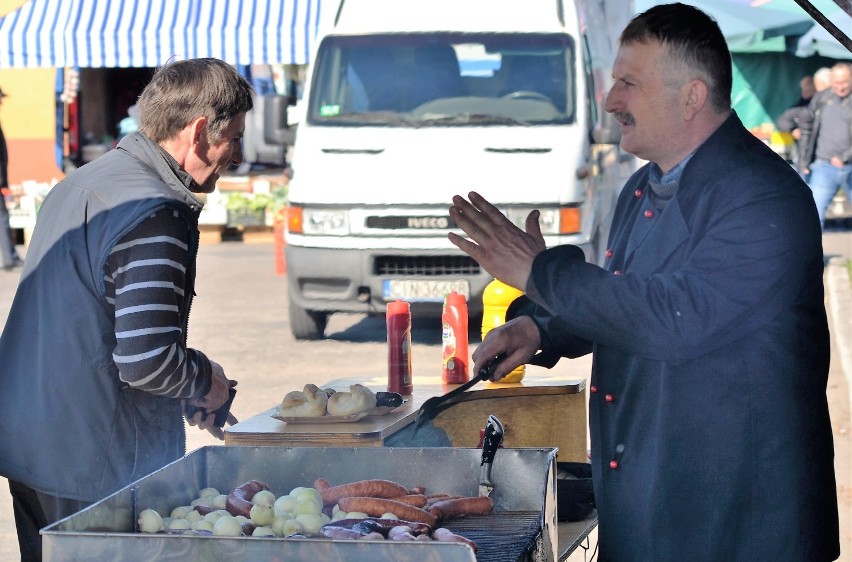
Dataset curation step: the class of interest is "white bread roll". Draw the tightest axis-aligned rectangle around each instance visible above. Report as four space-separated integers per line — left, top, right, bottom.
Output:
326 384 376 416
279 384 329 417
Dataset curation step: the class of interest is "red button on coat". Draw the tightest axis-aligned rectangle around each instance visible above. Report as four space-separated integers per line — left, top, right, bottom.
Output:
610 460 619 469
644 210 654 218
605 249 613 258
605 393 615 402
634 189 643 198
614 270 622 276
590 385 598 393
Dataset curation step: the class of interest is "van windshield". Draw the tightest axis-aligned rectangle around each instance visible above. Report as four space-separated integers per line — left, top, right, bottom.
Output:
308 33 576 127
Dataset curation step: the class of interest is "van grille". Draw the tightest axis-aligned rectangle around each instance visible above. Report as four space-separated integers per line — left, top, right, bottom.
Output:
374 255 481 276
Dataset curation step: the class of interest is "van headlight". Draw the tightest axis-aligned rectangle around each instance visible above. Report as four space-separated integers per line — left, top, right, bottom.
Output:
302 209 349 235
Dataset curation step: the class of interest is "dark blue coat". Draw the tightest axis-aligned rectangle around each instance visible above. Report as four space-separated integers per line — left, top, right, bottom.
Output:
521 114 839 561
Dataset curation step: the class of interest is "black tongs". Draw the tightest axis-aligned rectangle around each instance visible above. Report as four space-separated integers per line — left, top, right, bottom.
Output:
414 354 505 429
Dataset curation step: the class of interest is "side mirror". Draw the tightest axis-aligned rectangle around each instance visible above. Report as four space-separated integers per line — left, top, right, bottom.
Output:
263 95 296 146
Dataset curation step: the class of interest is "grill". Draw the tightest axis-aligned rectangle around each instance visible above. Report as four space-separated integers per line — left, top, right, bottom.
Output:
42 446 558 562
374 255 481 276
444 512 543 562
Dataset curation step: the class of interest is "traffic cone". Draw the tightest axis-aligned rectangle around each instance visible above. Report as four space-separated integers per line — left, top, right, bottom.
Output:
274 207 287 275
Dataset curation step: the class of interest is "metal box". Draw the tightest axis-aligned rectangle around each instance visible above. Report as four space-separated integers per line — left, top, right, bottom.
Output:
42 446 558 562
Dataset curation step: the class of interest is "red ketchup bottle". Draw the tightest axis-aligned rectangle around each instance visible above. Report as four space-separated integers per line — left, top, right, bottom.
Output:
386 300 413 395
441 291 469 384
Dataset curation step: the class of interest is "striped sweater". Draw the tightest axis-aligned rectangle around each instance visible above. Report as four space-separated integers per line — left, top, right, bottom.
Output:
105 208 211 399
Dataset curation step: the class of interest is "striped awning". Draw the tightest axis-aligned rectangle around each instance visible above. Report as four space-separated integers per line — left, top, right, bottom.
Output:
0 0 327 69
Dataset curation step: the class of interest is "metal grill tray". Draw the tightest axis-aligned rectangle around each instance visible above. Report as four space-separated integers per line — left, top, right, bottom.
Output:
42 446 558 562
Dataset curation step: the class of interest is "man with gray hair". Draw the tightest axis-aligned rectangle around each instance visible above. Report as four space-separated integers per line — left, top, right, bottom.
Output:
0 58 251 560
798 62 852 227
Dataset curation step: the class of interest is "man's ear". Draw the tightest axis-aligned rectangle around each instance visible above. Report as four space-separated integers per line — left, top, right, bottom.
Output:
189 116 209 148
683 79 709 120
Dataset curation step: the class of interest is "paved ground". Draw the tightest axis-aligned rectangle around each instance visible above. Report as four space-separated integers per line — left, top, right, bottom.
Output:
0 229 849 560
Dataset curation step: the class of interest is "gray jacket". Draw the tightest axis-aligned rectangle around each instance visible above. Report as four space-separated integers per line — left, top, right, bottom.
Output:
798 89 852 170
0 133 204 502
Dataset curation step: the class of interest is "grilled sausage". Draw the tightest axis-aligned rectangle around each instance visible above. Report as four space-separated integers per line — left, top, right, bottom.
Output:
314 478 331 491
389 494 428 508
320 479 409 506
408 486 426 495
225 480 270 518
337 497 437 528
428 496 493 520
432 527 479 553
425 494 462 507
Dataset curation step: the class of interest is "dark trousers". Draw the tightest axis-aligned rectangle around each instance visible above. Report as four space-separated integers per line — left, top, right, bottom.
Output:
8 480 90 562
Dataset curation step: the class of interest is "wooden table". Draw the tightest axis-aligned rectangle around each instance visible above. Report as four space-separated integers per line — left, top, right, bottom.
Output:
225 372 587 460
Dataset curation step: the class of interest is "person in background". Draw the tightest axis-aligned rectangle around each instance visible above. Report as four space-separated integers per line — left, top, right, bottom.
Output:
116 103 140 140
0 58 250 561
0 88 23 271
814 66 833 93
776 74 815 140
447 4 838 561
798 62 852 227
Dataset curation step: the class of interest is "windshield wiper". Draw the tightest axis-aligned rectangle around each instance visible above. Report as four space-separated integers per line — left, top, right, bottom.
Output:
319 112 418 127
417 113 530 126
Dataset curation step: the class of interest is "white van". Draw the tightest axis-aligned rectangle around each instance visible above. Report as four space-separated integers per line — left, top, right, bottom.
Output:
280 0 635 339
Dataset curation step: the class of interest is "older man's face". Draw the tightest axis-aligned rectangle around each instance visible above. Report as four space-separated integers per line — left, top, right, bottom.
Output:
831 65 851 99
604 40 686 172
186 113 246 194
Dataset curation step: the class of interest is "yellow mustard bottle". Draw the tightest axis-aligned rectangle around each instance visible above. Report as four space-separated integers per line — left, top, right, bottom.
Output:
481 278 526 383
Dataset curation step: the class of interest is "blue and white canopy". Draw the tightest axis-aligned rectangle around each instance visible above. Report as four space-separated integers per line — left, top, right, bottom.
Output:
0 0 329 68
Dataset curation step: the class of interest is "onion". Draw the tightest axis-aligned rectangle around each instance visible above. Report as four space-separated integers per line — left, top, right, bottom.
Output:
138 509 163 534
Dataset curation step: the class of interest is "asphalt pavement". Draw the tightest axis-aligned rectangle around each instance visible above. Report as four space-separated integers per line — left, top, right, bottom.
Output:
0 228 849 560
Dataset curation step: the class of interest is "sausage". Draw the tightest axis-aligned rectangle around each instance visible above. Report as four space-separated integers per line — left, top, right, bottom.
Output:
337 497 437 528
388 525 416 541
321 479 409 506
314 478 331 491
428 496 493 520
389 494 428 508
425 494 462 507
408 486 426 495
432 527 479 553
225 480 270 518
321 525 367 540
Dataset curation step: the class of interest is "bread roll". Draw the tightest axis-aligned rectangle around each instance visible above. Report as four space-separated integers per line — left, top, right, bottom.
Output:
327 384 376 416
279 384 329 417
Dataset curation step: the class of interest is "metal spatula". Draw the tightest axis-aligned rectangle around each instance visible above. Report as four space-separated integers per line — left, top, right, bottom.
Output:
414 354 505 429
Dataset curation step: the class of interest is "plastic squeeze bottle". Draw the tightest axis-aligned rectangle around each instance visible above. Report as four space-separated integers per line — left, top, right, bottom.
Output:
482 278 526 383
442 291 469 384
386 300 413 395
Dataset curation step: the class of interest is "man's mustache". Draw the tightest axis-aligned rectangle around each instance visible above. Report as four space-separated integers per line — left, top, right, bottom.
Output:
612 112 635 126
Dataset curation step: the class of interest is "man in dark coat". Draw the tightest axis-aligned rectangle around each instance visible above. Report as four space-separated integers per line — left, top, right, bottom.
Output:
447 4 839 561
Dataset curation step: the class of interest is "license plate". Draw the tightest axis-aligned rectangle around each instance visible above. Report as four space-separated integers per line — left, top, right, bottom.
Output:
382 279 470 302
